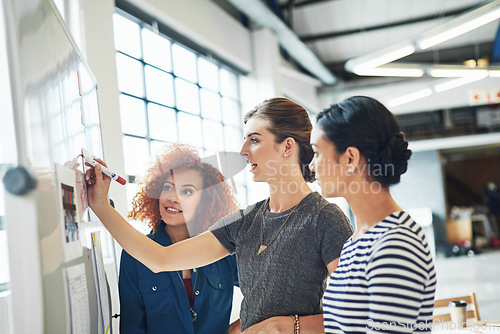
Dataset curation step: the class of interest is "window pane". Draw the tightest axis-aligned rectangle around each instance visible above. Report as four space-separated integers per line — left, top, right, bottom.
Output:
172 44 197 83
200 89 221 121
142 28 171 71
220 68 238 98
198 58 218 91
151 140 167 157
175 79 200 115
222 97 241 126
144 65 174 107
119 94 147 136
113 13 142 59
178 113 202 147
116 53 144 97
148 103 177 142
126 183 139 213
122 136 149 176
202 119 224 151
224 125 242 151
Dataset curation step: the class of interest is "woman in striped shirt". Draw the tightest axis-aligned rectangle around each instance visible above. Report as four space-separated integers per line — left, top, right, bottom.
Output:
309 96 436 333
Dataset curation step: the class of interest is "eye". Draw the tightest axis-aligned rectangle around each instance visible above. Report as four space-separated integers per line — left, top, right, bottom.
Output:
163 184 173 192
182 188 194 196
250 138 259 144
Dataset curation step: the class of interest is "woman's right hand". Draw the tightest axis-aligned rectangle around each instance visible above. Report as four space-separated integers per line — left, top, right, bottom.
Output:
85 158 112 214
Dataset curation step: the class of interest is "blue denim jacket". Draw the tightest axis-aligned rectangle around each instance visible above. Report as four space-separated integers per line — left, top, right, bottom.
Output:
119 222 239 334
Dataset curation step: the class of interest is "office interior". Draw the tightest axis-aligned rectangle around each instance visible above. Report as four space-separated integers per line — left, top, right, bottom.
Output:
1 0 500 332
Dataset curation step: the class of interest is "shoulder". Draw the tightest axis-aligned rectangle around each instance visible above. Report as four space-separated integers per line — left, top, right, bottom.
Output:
370 212 433 268
315 199 352 233
210 199 267 230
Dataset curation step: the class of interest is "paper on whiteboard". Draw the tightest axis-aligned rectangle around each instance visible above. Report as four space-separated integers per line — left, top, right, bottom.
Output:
91 231 111 334
56 163 82 262
65 263 91 334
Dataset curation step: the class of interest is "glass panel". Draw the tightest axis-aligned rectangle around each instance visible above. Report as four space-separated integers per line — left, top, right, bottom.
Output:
0 230 9 285
126 183 139 213
236 185 248 207
198 57 218 91
172 44 197 83
224 125 242 152
142 28 171 71
200 89 221 121
115 53 144 98
202 119 224 151
175 79 200 115
148 103 177 142
113 13 142 59
150 140 167 157
222 97 241 126
119 94 147 136
144 65 174 107
220 68 238 98
122 136 149 176
178 113 203 147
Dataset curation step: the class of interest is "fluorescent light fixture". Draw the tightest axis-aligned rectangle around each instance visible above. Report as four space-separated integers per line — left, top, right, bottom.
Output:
417 1 500 50
228 0 337 85
345 42 415 74
387 88 433 108
489 70 500 77
354 65 424 77
433 73 488 92
430 68 489 77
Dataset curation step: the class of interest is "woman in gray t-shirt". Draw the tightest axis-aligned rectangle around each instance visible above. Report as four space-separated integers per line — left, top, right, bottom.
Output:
86 97 353 333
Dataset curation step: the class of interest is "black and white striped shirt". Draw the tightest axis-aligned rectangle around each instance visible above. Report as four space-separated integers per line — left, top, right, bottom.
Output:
323 211 436 333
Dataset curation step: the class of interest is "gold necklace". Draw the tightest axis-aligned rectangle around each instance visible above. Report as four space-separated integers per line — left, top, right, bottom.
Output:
258 200 299 255
176 270 199 322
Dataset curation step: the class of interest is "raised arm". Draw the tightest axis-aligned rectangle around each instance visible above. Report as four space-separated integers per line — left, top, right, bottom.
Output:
87 162 230 273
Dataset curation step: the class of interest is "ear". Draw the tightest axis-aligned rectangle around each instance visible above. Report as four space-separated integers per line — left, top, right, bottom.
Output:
283 137 296 156
343 146 361 170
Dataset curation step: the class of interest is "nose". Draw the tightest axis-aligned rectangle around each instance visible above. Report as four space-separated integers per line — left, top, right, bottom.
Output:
164 189 180 203
240 141 248 157
309 158 316 172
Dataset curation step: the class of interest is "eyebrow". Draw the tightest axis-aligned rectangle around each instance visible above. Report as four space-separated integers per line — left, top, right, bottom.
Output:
244 132 262 138
164 181 197 189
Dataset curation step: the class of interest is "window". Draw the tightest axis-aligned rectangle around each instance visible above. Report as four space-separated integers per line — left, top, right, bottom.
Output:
112 8 247 219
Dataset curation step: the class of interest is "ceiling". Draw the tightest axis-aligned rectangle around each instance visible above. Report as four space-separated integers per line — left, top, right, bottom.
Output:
214 0 500 85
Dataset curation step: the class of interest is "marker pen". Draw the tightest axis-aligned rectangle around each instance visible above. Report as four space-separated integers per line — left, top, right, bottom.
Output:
81 148 127 185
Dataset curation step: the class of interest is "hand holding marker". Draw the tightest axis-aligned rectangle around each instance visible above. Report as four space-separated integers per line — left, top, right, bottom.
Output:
82 148 126 185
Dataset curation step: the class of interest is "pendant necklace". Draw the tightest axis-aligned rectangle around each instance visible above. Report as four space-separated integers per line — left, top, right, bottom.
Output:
176 270 199 322
258 200 299 255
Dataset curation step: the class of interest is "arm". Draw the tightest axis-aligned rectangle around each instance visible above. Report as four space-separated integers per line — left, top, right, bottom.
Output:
228 319 241 334
242 259 339 334
87 163 230 273
365 237 431 333
118 250 147 333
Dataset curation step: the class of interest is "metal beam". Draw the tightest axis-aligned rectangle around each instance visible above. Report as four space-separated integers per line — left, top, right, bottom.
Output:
300 4 477 43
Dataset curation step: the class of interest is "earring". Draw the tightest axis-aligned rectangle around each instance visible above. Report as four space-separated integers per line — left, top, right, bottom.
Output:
348 167 353 173
284 153 287 157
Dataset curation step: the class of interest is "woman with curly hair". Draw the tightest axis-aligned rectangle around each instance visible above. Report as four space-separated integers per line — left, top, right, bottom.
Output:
87 98 353 333
119 143 240 334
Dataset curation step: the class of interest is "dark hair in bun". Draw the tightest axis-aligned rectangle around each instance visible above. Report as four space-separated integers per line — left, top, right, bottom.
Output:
316 96 412 187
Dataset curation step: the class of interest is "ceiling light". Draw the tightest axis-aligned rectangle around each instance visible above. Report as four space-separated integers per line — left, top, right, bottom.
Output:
433 74 488 92
345 42 415 74
430 68 489 77
387 88 433 108
417 1 500 50
353 65 424 77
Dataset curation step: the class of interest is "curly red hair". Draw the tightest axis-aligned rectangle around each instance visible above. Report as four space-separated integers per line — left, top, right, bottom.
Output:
128 144 239 235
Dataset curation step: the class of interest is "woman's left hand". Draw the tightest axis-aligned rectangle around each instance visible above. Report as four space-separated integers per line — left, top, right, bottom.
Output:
242 316 293 334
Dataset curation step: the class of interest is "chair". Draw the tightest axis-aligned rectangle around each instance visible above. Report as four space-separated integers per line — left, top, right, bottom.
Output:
433 292 481 323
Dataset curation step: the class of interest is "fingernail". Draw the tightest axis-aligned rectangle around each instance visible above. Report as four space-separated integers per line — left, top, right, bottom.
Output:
96 164 101 170
86 174 90 180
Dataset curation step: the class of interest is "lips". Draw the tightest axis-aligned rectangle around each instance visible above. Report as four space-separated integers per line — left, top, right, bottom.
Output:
165 206 182 214
246 160 258 173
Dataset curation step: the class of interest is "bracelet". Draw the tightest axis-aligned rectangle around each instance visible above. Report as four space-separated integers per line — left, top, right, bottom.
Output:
289 314 300 334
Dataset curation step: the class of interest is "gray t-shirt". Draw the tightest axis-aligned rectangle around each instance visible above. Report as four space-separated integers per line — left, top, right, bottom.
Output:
209 192 353 330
